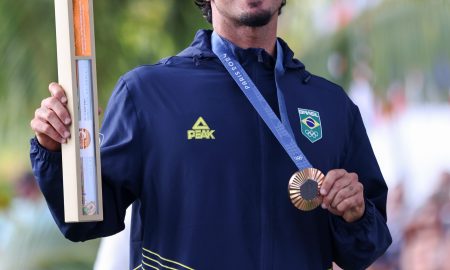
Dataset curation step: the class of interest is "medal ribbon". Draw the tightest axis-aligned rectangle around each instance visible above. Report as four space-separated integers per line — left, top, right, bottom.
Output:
211 32 313 170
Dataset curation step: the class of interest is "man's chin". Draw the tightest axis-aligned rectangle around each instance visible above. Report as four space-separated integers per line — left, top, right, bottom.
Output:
238 11 273 27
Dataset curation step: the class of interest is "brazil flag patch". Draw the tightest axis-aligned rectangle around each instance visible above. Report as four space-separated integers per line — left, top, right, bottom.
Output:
298 108 322 143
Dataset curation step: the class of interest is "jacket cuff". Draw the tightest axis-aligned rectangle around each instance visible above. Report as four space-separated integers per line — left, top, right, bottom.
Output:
30 137 62 163
330 199 375 233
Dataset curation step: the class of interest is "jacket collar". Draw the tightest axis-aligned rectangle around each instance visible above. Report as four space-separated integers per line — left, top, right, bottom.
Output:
177 29 306 71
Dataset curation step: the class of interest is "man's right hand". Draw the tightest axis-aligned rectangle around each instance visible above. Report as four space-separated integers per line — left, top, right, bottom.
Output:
30 82 72 151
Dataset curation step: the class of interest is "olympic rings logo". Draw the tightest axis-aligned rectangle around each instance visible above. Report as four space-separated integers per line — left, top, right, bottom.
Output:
305 130 319 138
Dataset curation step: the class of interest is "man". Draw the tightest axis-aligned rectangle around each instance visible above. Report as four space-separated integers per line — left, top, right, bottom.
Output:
30 0 391 269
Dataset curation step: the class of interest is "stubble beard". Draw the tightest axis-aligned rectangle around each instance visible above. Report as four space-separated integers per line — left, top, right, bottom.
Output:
237 10 273 27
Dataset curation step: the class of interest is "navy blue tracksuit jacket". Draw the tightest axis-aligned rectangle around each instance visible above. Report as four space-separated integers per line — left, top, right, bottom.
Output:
31 30 391 270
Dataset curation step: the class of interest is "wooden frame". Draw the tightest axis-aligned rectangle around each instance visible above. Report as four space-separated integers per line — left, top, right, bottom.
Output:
54 0 103 222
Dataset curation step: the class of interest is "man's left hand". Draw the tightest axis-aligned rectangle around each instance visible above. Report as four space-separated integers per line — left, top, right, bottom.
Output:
320 169 365 223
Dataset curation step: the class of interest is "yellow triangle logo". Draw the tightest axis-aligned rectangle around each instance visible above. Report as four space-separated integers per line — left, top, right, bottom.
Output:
192 117 210 130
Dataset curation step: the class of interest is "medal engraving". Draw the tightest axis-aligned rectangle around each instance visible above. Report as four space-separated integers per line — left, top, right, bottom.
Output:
288 168 325 211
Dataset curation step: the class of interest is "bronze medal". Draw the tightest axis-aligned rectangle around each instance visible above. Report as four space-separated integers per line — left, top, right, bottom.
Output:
288 168 325 211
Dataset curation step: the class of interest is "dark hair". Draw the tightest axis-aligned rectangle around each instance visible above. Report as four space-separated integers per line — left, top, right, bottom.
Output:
194 0 287 24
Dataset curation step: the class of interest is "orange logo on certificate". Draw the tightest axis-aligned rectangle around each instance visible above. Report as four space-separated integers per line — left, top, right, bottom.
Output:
79 128 91 149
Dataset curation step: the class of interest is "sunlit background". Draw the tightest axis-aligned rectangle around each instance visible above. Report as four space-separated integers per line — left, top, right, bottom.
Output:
1 0 449 269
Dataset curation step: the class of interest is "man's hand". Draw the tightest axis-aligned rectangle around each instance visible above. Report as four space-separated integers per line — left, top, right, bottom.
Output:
320 169 365 223
30 82 72 151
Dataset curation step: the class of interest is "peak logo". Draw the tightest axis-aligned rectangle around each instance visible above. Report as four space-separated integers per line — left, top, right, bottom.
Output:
187 117 215 140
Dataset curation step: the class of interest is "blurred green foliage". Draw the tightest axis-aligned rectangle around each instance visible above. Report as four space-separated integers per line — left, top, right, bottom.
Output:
298 0 450 98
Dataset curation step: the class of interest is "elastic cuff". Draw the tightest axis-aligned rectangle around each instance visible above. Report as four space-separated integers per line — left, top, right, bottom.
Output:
30 137 62 163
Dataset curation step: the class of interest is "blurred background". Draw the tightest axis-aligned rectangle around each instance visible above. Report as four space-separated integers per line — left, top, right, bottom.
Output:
0 0 449 269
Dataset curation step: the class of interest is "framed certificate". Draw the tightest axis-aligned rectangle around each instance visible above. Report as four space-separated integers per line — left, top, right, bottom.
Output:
54 0 103 222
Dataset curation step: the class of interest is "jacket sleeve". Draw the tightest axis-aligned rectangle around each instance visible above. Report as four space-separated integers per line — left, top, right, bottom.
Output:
30 77 143 242
330 104 392 270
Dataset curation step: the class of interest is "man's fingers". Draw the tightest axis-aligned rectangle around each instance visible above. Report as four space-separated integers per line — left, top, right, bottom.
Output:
41 96 72 125
322 176 352 208
320 169 346 196
335 192 364 213
330 182 362 208
31 118 66 144
29 82 71 151
48 82 68 104
320 169 365 222
35 107 70 139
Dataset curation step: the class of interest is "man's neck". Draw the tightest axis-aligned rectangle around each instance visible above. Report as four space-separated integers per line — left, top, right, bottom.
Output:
212 16 278 57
